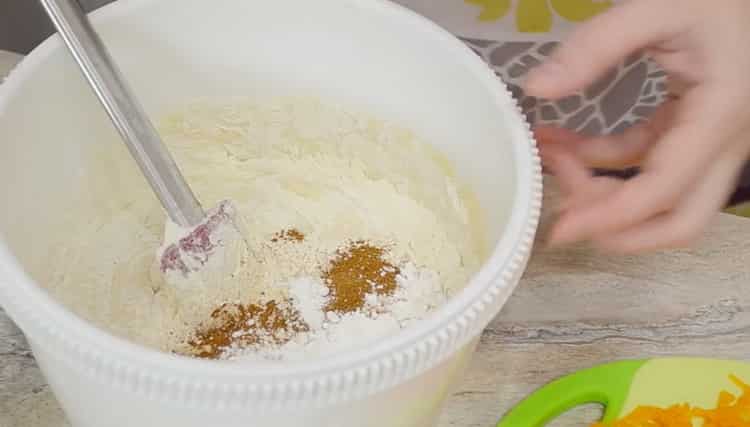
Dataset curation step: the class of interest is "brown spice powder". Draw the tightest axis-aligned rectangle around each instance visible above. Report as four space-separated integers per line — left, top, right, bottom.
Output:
323 241 400 313
187 300 308 359
184 234 398 359
271 229 305 243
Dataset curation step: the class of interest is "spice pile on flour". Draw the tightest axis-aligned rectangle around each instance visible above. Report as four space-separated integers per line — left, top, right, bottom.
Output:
46 98 485 361
185 232 447 361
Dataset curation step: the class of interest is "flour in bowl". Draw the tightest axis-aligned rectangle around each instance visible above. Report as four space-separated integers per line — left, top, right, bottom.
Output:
44 98 485 360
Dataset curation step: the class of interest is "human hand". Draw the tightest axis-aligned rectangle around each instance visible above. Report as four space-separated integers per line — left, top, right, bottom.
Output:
524 0 750 253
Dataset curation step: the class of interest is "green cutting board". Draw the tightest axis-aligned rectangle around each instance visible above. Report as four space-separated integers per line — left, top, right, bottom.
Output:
497 358 750 426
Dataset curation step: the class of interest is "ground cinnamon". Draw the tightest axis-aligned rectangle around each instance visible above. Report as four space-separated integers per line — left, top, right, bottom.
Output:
185 236 398 359
187 300 307 359
323 241 399 313
271 229 305 243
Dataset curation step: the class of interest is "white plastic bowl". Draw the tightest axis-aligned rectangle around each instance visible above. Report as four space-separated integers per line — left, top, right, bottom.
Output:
0 0 541 426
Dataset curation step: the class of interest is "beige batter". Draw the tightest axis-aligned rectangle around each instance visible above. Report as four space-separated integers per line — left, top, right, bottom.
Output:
44 98 485 355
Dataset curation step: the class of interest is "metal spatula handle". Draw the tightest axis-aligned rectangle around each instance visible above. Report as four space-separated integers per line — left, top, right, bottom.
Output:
39 0 205 227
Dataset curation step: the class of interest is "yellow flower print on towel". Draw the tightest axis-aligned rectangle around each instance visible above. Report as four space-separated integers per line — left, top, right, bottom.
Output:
465 0 512 21
465 0 612 32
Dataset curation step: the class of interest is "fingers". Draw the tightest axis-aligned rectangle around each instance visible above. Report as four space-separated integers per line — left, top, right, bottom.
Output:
548 93 726 244
540 138 622 221
594 151 744 253
535 101 678 169
666 75 692 99
536 124 652 169
524 0 684 99
539 139 592 195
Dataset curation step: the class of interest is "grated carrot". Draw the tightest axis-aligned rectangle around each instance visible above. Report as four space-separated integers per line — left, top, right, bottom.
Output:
592 375 750 427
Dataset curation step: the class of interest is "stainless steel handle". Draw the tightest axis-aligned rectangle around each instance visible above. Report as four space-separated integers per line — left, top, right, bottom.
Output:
39 0 205 227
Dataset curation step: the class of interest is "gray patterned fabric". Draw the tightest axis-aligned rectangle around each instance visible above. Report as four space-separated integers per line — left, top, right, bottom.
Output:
463 38 749 204
463 39 667 136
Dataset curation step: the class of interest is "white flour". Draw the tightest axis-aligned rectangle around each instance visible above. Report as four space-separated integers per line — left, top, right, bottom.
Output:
44 98 486 358
223 263 445 362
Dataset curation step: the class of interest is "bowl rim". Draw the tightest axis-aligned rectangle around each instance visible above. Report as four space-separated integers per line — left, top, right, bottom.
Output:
0 0 542 404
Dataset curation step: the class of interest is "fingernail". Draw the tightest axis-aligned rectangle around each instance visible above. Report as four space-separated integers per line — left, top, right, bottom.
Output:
524 60 566 94
547 220 580 246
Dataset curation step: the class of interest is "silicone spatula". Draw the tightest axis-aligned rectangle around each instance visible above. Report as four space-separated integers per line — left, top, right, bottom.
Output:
498 358 750 426
39 0 247 287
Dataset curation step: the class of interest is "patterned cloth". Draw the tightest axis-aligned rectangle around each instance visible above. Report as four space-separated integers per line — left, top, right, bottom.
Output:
394 0 750 206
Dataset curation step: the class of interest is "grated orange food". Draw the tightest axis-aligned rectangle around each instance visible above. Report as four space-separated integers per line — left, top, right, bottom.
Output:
593 375 750 427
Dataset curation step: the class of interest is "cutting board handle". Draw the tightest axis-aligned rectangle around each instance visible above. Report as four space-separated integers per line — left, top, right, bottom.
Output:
497 360 645 427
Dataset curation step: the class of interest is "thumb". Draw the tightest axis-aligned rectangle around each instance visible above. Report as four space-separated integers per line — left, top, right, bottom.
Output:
524 0 684 99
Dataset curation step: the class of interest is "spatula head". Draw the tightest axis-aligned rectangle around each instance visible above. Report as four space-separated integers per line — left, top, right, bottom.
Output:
158 200 247 282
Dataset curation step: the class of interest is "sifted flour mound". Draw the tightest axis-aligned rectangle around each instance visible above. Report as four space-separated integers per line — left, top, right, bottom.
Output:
44 98 485 359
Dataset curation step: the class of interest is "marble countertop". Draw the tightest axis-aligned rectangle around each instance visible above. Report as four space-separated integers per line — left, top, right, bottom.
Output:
2 179 749 427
